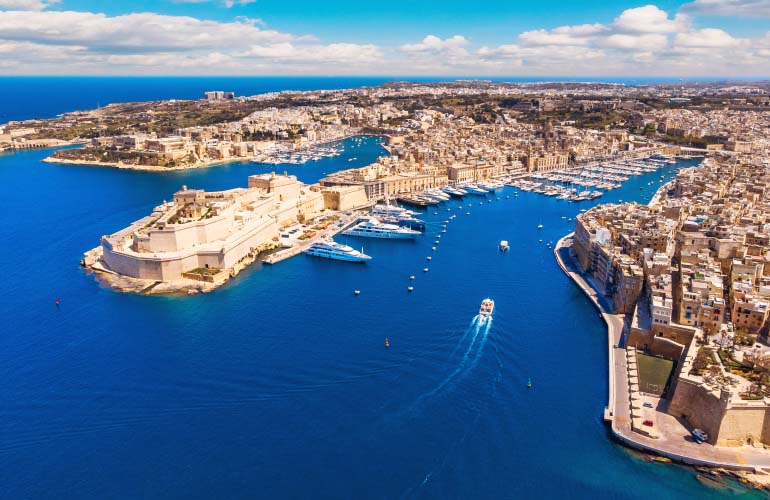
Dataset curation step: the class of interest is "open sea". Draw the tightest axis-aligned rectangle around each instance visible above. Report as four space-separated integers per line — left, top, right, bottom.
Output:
0 78 764 499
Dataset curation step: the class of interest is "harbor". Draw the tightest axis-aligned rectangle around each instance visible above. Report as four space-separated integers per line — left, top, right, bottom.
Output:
510 154 690 202
2 143 755 499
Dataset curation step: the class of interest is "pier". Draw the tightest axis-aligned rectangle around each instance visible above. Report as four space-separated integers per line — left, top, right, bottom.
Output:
261 212 362 265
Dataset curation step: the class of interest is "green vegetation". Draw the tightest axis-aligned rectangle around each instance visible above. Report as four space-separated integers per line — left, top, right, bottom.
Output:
636 353 675 397
691 346 716 376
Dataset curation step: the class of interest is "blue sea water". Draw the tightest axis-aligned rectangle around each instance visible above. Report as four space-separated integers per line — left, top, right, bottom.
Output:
0 135 762 499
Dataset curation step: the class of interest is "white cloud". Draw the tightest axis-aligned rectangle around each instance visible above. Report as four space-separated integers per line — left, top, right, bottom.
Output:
172 0 257 7
597 33 669 51
224 0 256 6
680 0 770 17
0 3 767 76
400 35 469 54
674 28 742 48
239 42 382 64
518 24 603 46
613 5 686 33
0 10 292 51
0 0 57 10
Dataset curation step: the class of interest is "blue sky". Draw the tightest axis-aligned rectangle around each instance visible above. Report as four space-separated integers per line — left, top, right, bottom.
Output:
0 0 768 76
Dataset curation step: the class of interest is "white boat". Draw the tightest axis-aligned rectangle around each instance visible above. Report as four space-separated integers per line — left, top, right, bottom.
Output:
464 184 489 195
305 239 371 262
343 219 420 239
499 240 509 251
371 203 417 218
443 186 467 197
425 189 450 201
479 298 495 317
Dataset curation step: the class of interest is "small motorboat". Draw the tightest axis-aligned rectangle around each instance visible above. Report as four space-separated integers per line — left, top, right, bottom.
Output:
499 240 509 251
479 298 495 317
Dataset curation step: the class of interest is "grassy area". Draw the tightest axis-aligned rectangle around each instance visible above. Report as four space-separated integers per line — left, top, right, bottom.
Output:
637 353 675 397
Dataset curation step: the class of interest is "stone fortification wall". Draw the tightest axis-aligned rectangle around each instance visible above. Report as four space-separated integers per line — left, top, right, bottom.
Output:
102 218 278 280
668 379 725 444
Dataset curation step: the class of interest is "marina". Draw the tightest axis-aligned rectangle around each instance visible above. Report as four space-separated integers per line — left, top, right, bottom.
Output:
509 154 687 202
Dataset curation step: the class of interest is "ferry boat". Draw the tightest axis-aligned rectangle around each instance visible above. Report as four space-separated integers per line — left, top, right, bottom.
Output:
479 298 495 317
343 219 420 239
305 240 371 262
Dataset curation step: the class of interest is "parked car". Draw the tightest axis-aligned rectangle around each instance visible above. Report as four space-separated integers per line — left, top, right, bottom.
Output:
642 420 654 427
643 402 653 408
692 429 708 443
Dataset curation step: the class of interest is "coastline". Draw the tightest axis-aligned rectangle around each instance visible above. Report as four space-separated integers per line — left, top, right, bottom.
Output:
553 179 770 490
41 133 382 172
82 241 282 295
42 155 247 172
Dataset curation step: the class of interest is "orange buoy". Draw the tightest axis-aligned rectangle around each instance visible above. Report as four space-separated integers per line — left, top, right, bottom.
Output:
385 338 390 349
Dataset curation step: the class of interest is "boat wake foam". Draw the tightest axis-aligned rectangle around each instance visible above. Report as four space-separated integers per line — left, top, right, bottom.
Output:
406 315 492 413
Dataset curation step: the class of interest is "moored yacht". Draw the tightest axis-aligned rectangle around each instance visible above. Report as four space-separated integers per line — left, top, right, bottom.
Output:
464 184 489 196
443 186 467 197
371 203 417 218
343 219 421 239
305 239 371 262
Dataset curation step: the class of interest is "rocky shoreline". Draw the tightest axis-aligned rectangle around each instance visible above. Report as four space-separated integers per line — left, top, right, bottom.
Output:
82 241 282 295
43 155 252 172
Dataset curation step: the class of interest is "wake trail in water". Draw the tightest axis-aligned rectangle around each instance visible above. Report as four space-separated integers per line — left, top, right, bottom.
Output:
465 317 492 372
448 316 480 360
397 315 492 419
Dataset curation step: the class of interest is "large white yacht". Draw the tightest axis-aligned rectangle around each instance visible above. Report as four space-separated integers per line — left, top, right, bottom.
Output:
464 184 489 196
305 239 371 262
343 219 421 239
371 203 417 218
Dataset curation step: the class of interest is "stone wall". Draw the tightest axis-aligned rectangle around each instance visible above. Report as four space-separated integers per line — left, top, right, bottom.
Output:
668 378 725 444
717 405 769 447
101 218 278 281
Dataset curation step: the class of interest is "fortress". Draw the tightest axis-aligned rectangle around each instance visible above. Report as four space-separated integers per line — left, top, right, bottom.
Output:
85 173 368 289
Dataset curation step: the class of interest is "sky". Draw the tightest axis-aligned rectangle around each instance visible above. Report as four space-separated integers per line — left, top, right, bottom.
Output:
0 0 769 77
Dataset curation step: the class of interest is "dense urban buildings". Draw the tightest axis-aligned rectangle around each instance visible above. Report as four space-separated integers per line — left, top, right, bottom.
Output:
572 153 770 450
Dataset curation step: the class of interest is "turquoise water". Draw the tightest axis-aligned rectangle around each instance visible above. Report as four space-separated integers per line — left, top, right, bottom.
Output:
0 139 761 498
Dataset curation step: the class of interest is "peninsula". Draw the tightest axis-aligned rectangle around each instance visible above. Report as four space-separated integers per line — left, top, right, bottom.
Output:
557 151 770 487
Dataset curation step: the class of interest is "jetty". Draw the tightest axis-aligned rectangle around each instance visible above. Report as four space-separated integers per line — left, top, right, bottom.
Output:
262 213 361 265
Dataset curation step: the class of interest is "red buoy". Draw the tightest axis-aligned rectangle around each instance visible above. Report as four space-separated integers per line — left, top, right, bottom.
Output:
384 338 390 349
55 297 60 307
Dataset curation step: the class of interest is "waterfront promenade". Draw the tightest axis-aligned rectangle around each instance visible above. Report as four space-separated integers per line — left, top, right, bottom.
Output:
555 234 770 474
261 211 364 265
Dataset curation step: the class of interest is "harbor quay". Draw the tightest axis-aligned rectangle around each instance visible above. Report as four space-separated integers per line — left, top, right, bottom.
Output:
555 153 770 487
